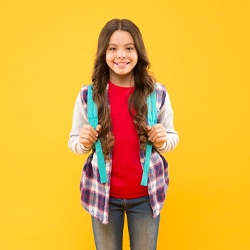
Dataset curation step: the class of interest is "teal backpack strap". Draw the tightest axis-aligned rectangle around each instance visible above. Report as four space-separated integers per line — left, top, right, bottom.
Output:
87 85 107 184
141 89 157 186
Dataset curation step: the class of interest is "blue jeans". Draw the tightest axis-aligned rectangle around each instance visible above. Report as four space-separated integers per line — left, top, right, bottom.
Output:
91 195 160 250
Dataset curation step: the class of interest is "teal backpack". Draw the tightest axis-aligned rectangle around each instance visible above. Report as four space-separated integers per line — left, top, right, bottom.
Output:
87 85 157 186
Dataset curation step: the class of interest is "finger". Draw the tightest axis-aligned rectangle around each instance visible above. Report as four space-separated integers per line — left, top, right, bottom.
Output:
150 131 166 143
148 124 164 140
148 124 161 133
154 134 167 143
79 138 93 148
79 132 96 145
80 125 98 141
84 124 99 136
79 130 98 148
96 124 102 132
150 128 167 143
80 130 97 141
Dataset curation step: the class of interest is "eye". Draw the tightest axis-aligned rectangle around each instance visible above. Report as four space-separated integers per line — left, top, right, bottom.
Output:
126 47 134 51
108 47 116 51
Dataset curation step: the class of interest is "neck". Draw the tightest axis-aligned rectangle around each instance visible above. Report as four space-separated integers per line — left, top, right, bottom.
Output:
109 72 134 87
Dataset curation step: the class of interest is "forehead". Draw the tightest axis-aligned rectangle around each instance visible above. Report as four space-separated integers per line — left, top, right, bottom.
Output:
109 30 134 45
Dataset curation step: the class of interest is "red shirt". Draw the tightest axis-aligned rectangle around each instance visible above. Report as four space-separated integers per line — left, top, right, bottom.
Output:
108 81 148 198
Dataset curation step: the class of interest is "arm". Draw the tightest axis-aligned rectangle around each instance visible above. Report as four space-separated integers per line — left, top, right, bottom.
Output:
148 83 179 153
68 87 100 155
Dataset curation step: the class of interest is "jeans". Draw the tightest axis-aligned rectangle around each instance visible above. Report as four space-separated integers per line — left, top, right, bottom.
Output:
91 195 160 250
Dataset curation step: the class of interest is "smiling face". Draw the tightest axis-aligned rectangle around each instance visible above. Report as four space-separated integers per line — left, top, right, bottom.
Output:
105 30 138 86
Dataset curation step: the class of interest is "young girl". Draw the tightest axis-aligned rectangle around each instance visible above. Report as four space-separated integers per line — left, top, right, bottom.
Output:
68 19 179 250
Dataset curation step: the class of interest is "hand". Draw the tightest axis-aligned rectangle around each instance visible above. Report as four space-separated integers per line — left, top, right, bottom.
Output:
147 124 167 148
79 124 101 149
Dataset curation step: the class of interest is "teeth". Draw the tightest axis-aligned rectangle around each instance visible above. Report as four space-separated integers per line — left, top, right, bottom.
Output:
116 62 128 65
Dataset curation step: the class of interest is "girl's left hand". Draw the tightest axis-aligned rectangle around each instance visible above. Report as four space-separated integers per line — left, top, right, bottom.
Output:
147 124 167 148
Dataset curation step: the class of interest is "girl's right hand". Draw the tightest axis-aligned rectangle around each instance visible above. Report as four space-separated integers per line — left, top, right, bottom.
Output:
79 124 101 149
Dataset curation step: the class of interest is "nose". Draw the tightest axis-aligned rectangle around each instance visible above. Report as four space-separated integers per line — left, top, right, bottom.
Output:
117 49 126 59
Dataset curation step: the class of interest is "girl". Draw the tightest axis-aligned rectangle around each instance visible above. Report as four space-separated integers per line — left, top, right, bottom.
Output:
68 19 179 250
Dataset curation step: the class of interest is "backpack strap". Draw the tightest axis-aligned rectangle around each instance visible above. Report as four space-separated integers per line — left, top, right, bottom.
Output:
140 89 157 186
87 85 107 184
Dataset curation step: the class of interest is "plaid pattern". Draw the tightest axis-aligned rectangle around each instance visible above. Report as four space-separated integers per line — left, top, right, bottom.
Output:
79 83 170 224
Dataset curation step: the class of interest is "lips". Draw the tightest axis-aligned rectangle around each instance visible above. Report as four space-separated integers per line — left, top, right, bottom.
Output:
114 62 129 66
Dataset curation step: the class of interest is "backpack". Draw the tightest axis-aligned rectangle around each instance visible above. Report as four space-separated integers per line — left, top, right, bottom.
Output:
87 84 157 186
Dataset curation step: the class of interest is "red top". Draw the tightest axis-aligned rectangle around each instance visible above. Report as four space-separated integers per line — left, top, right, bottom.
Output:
108 81 148 198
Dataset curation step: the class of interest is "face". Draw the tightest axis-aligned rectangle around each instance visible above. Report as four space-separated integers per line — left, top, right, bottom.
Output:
106 30 138 85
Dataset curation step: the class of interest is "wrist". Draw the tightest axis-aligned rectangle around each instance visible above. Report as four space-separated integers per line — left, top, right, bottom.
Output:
80 143 92 150
154 142 167 150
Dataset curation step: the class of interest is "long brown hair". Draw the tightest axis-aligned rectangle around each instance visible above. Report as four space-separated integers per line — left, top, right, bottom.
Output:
91 19 155 159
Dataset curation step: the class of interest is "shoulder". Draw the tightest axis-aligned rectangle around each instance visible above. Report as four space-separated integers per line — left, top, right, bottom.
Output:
79 84 91 105
154 82 167 109
154 82 166 91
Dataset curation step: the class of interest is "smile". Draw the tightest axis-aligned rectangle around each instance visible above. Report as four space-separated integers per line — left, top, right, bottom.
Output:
114 62 130 66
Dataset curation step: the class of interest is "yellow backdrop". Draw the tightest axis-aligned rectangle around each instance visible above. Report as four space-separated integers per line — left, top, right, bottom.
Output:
1 0 249 249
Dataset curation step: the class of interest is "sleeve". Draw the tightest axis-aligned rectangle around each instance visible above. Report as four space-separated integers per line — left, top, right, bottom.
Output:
155 83 179 153
68 86 92 155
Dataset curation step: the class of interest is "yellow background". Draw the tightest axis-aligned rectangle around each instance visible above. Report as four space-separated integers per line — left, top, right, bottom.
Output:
1 0 249 249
